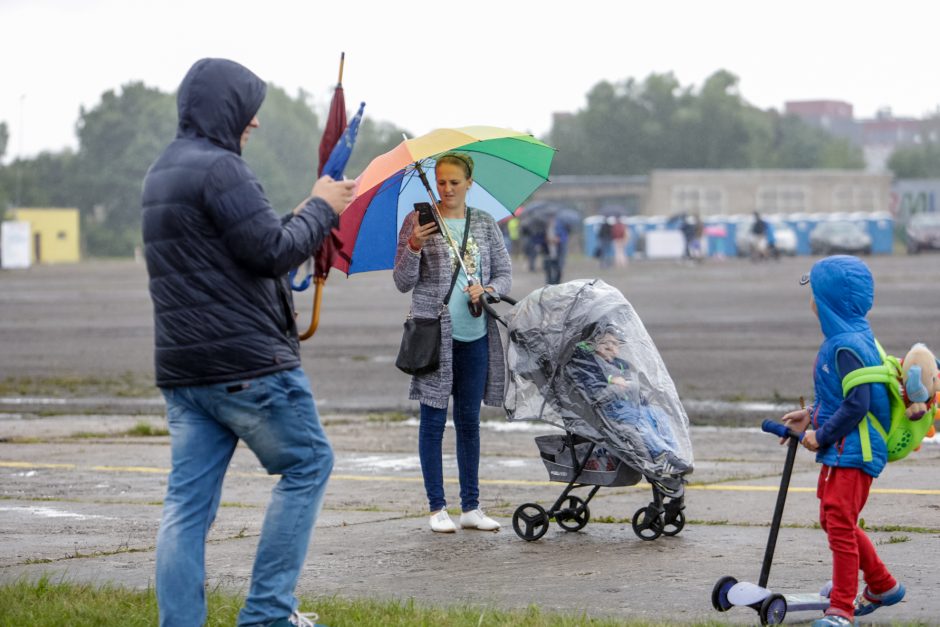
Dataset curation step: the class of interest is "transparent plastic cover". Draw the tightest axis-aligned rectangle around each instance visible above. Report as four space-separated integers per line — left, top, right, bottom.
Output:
503 279 693 478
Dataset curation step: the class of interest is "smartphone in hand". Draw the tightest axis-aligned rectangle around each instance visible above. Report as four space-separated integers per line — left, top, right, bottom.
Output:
414 202 436 227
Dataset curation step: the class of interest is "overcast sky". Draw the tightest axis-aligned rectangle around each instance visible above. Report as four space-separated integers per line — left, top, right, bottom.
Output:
2 0 937 163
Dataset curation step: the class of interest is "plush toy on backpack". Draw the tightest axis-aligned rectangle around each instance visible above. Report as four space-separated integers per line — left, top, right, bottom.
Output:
901 343 940 422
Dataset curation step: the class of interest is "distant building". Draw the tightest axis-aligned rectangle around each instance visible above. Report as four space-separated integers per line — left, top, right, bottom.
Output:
785 100 931 173
528 170 891 217
646 170 891 216
784 100 860 144
9 208 81 264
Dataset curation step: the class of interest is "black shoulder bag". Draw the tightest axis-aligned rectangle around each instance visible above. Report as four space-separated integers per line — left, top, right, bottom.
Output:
395 214 471 376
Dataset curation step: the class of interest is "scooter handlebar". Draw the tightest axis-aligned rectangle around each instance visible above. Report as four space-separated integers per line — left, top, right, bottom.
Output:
761 419 804 441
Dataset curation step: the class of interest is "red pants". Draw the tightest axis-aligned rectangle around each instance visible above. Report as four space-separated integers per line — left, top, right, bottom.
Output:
817 465 896 618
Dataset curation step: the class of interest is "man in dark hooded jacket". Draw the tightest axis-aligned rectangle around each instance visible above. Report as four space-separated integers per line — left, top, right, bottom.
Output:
142 58 355 627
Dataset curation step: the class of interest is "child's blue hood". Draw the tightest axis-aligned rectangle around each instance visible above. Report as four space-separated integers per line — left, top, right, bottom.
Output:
809 255 874 338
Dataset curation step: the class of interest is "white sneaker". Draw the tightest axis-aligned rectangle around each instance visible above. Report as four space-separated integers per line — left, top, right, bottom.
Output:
288 611 319 627
459 508 501 531
429 510 456 533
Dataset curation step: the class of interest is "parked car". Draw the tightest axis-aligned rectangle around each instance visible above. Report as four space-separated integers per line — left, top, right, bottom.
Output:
905 212 940 254
735 220 798 257
809 221 872 255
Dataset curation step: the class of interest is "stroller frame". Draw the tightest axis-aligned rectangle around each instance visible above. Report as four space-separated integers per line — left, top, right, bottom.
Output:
511 430 686 541
482 285 689 543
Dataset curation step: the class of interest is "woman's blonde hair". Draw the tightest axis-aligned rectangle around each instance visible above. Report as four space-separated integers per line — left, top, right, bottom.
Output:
435 151 474 178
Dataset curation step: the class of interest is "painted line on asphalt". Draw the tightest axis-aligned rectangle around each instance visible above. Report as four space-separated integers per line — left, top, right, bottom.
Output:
2 461 939 495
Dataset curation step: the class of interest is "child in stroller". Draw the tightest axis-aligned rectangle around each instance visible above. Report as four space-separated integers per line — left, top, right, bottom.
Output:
566 323 691 476
497 278 694 541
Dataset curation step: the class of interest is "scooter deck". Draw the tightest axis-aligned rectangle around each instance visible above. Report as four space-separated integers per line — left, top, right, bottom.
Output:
782 592 830 612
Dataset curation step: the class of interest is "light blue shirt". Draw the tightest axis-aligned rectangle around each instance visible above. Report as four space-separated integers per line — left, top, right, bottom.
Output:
443 218 486 341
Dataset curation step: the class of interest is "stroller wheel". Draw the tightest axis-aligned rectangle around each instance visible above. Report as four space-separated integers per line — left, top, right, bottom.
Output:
555 495 590 532
512 503 550 541
661 510 685 536
631 505 664 541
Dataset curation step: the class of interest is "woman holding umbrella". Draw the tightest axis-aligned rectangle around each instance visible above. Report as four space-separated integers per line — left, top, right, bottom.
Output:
393 152 512 533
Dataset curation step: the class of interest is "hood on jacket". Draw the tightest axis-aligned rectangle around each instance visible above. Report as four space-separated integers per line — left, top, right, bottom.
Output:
809 255 874 338
176 58 266 155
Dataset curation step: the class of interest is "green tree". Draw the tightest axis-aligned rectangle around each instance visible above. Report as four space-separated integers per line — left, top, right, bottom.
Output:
242 86 322 214
74 82 176 256
888 142 940 178
0 121 8 162
547 70 864 174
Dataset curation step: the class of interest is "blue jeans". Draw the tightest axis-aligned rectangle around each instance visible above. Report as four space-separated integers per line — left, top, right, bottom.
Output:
419 336 489 512
156 368 333 627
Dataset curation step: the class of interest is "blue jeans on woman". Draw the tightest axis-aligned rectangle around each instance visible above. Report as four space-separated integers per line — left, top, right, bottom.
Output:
156 368 333 627
419 336 489 513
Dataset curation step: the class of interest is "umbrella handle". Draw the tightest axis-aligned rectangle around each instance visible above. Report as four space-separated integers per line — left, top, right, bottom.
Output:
298 277 326 341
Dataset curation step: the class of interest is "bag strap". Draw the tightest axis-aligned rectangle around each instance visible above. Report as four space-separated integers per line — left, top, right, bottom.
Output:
442 208 472 308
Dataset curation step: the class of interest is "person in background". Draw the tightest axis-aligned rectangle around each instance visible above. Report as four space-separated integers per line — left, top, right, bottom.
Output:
750 211 769 261
543 214 569 284
611 218 630 268
507 215 521 259
394 151 512 534
781 256 904 627
523 219 543 272
142 58 355 627
596 218 614 269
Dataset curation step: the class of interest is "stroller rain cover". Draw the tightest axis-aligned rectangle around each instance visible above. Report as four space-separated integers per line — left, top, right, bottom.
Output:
503 279 694 478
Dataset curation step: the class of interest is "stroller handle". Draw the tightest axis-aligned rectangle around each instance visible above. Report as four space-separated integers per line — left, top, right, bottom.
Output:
481 293 515 325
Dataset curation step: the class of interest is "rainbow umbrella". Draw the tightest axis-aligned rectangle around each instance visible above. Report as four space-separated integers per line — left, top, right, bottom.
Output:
333 126 554 274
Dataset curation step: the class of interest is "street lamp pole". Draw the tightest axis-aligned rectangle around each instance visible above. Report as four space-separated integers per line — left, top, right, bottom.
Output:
15 93 25 208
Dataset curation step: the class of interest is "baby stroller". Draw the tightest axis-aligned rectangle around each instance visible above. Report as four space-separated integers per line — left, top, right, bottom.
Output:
486 279 694 541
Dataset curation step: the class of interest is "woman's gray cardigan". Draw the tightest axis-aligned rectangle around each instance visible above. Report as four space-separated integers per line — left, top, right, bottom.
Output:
393 208 512 409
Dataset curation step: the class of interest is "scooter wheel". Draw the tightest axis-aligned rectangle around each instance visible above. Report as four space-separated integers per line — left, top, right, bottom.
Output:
512 503 549 541
631 505 664 541
759 593 787 625
711 575 737 612
555 495 590 532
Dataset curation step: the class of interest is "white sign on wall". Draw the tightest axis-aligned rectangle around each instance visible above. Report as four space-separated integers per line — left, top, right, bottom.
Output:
1 221 32 269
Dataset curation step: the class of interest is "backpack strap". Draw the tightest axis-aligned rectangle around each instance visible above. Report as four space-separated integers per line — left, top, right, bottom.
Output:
840 340 899 463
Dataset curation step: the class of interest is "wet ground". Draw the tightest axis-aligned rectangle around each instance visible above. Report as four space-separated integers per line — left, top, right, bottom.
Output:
1 255 939 624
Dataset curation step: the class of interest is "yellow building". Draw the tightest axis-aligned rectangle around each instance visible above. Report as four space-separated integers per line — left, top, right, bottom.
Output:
10 208 81 264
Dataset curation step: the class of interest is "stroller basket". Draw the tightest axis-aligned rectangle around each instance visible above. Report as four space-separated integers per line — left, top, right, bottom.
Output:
536 434 642 487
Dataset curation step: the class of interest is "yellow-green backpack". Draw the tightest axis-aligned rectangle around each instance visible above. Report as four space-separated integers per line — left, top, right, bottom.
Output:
841 340 937 463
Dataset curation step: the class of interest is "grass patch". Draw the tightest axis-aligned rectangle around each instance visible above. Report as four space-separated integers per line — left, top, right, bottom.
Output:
0 372 154 398
0 577 738 626
125 421 169 437
366 411 411 423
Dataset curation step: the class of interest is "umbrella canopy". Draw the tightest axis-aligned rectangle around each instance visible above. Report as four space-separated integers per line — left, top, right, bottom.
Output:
333 126 554 274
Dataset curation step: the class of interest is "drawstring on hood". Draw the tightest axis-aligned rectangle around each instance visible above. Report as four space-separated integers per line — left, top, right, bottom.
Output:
176 58 266 155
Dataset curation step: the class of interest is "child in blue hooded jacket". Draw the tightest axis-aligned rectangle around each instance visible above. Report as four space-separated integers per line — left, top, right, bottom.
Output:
781 255 904 626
